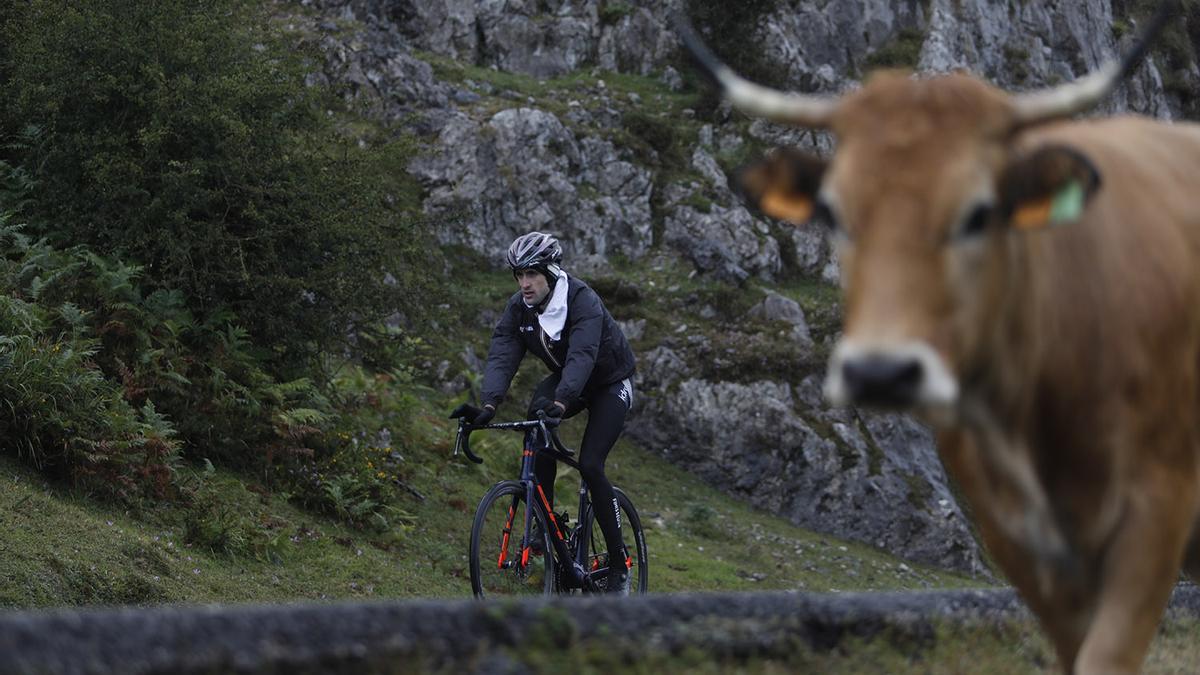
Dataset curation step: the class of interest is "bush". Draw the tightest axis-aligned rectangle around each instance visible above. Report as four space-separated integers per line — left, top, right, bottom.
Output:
0 0 432 377
862 28 925 74
0 218 181 500
599 1 635 26
279 365 422 532
0 213 322 469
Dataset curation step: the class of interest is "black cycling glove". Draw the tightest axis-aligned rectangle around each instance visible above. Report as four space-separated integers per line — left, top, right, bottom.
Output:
449 403 494 425
449 403 479 420
535 396 566 417
472 405 496 425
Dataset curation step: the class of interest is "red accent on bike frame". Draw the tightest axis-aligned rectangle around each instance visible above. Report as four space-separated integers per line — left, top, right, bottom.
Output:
626 556 633 570
535 485 565 540
592 558 600 571
522 546 531 567
498 504 516 569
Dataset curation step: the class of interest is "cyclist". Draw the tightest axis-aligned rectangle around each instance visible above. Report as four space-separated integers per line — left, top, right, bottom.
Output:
461 231 636 594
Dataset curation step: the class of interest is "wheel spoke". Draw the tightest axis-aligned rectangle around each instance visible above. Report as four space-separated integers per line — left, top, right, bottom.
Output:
470 482 555 598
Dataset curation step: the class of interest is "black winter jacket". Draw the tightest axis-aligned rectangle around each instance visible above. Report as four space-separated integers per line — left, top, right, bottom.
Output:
480 276 636 409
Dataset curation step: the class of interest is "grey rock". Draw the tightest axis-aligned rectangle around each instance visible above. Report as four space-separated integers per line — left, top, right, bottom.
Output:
747 292 812 345
665 201 781 283
309 27 452 115
597 4 680 74
790 226 838 281
24 587 1188 673
919 0 1172 118
660 65 684 91
618 319 646 342
409 108 653 264
452 88 481 104
627 368 985 574
691 147 729 193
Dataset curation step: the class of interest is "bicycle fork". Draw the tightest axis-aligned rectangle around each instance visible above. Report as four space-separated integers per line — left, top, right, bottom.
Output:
496 442 590 588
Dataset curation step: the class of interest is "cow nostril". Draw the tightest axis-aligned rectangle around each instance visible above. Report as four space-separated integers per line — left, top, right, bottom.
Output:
842 355 925 407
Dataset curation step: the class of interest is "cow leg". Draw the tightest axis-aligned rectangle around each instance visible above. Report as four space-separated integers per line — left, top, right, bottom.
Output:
937 429 1090 672
1071 468 1196 675
958 401 1083 597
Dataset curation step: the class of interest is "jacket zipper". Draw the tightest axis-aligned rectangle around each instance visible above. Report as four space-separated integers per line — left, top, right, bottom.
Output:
540 328 562 369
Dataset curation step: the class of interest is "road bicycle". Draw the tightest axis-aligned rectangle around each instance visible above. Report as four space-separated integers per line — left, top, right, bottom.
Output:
453 410 648 598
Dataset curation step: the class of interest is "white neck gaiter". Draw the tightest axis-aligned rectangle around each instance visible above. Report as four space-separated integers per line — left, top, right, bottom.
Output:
527 268 569 341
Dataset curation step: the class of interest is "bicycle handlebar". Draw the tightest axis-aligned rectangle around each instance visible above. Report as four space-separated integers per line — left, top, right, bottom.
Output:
453 411 574 464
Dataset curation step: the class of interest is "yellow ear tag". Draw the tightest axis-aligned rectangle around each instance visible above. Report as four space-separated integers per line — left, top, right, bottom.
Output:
761 193 814 225
1012 199 1052 230
1011 180 1085 231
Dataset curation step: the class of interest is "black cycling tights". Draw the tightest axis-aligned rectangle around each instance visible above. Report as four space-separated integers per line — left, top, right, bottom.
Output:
529 375 631 587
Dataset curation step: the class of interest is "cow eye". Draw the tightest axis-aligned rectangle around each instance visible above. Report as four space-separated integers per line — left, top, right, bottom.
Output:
958 203 994 240
811 199 839 233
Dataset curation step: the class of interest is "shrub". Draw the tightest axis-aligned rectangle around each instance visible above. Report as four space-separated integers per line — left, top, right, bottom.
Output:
0 0 433 377
177 460 289 560
0 216 312 469
622 110 686 167
862 28 926 73
0 218 182 501
599 1 635 26
279 365 422 532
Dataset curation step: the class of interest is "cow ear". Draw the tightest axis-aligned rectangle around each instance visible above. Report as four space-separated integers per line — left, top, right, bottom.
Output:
999 145 1101 231
738 148 828 225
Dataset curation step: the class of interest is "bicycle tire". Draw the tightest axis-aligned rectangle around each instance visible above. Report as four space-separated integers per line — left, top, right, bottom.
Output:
469 480 556 598
585 486 649 595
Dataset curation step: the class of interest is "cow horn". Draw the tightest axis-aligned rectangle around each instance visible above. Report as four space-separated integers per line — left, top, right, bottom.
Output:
1011 2 1173 127
672 13 837 128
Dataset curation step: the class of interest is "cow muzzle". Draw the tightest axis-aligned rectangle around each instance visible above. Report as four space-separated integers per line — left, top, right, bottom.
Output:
824 340 959 411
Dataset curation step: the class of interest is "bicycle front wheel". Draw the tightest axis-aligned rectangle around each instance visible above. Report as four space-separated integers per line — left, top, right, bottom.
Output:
587 486 649 594
469 480 556 599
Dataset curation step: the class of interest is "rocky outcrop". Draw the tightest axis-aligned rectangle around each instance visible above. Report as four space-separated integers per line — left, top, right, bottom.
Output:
408 108 654 262
308 0 1189 279
332 0 1185 115
629 347 986 575
918 0 1173 116
356 0 684 78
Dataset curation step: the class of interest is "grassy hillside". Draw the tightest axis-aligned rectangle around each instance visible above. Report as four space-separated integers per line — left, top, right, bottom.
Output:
0 403 980 609
7 440 1200 674
0 246 972 607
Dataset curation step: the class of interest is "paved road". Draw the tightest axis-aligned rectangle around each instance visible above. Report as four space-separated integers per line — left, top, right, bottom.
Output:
1 586 1198 674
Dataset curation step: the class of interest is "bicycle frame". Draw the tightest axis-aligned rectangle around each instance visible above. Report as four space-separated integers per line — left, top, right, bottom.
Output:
514 425 598 590
458 414 616 592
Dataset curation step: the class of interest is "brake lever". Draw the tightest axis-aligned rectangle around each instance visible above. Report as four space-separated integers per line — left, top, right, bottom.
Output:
535 411 574 457
454 418 484 464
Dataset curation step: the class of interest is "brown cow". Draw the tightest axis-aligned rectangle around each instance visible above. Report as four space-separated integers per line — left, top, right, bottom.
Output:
678 7 1199 675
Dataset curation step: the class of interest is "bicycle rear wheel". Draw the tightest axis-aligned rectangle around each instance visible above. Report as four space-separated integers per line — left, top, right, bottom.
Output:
469 480 556 598
586 487 648 594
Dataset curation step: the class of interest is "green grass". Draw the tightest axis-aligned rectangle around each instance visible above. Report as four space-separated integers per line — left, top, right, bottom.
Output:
417 51 699 121
0 389 981 611
862 28 926 74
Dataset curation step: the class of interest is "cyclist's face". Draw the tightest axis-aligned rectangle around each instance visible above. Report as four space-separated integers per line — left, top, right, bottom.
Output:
516 269 550 305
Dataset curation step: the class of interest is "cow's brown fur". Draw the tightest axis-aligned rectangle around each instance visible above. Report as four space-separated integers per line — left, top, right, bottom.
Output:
768 70 1200 673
